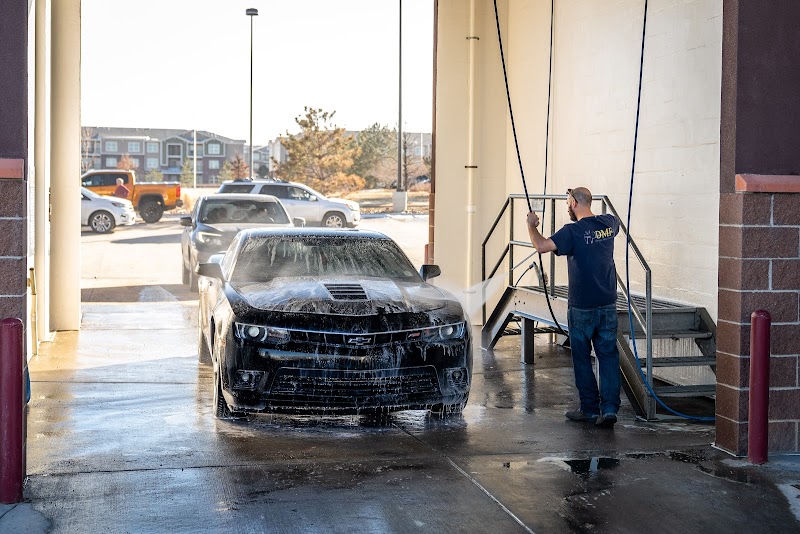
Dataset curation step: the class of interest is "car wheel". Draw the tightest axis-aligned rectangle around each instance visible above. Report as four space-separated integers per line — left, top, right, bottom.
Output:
213 366 245 419
189 265 198 291
89 211 116 234
181 257 190 285
198 325 211 365
322 212 345 228
139 201 164 223
213 367 233 418
430 401 467 416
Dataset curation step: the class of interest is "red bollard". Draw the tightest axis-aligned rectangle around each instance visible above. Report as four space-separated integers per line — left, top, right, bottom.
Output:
748 310 771 465
0 318 24 503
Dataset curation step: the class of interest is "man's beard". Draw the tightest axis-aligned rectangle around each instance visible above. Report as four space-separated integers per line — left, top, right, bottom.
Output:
568 206 577 222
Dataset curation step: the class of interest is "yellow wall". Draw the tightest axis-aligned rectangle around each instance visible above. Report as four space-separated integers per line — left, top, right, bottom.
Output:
435 0 722 320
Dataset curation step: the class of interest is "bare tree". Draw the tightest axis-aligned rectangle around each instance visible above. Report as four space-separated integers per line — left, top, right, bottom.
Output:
116 154 138 171
81 127 99 173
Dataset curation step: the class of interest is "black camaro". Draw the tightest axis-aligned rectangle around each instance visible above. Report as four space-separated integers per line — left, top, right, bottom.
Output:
197 228 472 417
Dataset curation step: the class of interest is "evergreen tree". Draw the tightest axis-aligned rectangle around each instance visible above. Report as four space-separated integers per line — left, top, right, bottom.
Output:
275 107 365 196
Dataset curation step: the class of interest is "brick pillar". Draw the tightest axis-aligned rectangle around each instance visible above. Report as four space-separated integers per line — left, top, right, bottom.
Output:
0 1 29 325
717 1 800 454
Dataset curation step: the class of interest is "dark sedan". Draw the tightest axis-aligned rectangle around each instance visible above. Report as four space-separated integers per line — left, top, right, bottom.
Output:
197 228 472 417
180 193 301 290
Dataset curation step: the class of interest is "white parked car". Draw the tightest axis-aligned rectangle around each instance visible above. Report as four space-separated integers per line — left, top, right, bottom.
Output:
81 187 136 233
217 179 360 228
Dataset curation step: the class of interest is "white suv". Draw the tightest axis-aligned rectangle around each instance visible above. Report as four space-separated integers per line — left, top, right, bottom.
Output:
217 179 360 228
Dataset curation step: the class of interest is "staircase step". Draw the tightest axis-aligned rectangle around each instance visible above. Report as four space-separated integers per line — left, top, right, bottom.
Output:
646 331 713 340
649 356 717 367
653 384 716 398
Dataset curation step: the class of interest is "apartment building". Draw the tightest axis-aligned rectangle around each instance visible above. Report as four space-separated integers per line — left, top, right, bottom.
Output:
82 127 246 184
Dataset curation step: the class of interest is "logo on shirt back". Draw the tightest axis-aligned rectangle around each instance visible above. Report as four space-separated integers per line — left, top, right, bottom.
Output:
594 227 614 240
585 227 614 245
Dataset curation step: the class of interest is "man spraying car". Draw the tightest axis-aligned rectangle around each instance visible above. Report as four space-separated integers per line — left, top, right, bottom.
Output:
526 187 621 428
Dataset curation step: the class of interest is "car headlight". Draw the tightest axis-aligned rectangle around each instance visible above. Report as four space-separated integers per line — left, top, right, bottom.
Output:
111 201 125 208
421 322 466 342
234 323 290 344
197 231 223 246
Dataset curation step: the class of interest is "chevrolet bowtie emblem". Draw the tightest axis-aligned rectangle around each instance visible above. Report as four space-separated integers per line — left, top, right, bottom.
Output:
347 336 373 346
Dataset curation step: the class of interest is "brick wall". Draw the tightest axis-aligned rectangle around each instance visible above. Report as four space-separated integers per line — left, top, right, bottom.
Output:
716 191 800 454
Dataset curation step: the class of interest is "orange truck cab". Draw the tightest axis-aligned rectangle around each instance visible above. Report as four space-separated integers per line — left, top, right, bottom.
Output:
80 169 183 223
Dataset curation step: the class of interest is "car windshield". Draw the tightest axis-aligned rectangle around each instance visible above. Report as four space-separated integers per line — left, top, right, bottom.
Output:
230 236 420 283
199 199 289 225
301 185 325 199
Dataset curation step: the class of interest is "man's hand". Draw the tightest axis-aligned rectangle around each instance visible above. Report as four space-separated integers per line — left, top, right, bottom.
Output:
526 211 557 254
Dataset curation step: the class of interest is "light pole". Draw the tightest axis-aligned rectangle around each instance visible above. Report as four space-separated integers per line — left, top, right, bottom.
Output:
392 0 408 213
246 7 258 180
396 0 402 192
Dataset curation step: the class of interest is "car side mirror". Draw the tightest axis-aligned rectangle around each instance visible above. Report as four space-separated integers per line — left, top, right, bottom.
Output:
292 217 306 227
179 216 193 227
420 264 441 281
309 195 317 202
197 262 224 280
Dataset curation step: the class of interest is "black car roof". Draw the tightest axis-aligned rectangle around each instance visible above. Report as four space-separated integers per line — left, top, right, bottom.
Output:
240 228 389 240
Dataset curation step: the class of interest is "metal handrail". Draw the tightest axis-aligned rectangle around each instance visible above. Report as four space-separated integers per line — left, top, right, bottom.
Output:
481 193 654 390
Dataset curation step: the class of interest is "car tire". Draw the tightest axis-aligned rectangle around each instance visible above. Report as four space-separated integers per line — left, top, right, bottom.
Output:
198 326 211 365
189 264 198 291
322 212 345 228
213 367 233 418
430 401 467 416
139 201 164 223
182 257 190 285
213 366 245 419
88 211 116 234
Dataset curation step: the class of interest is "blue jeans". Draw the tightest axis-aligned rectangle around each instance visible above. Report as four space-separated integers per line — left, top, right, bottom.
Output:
567 304 621 416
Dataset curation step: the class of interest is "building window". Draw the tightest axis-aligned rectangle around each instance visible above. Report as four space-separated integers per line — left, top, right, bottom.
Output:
167 144 182 157
128 141 141 153
188 145 204 157
195 160 203 172
146 142 159 153
414 146 421 156
253 153 260 162
207 143 221 155
146 158 159 169
208 159 220 170
130 157 140 168
106 157 117 167
105 141 118 152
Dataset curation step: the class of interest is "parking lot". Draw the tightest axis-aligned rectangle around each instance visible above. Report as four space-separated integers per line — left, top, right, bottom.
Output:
7 216 800 533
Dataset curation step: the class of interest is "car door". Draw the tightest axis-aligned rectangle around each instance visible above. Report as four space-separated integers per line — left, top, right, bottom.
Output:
261 184 321 224
181 200 199 270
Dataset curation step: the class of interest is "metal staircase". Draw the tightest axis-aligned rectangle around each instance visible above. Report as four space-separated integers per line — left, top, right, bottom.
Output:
480 194 717 420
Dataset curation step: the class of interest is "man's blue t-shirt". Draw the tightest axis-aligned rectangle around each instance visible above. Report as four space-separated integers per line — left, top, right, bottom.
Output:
550 213 619 309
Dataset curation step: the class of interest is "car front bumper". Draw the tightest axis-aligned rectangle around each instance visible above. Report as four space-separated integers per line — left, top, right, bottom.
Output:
221 336 471 414
116 209 137 226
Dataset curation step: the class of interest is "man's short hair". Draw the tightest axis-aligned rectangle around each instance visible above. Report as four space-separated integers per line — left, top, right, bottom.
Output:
569 187 592 206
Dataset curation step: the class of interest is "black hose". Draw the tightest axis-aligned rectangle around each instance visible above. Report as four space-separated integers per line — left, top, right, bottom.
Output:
493 0 567 336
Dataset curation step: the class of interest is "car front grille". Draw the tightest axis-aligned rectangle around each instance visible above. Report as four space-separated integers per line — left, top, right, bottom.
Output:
268 366 440 402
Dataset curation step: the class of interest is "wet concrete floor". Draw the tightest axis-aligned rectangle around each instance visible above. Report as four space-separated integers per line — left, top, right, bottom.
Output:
5 217 800 533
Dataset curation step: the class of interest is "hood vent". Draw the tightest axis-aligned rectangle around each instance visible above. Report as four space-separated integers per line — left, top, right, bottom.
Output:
324 283 368 300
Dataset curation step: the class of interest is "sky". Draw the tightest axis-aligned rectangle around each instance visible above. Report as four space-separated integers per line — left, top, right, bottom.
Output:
81 0 434 145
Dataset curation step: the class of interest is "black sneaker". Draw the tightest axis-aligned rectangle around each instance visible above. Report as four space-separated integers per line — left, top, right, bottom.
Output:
565 409 598 423
595 413 617 428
